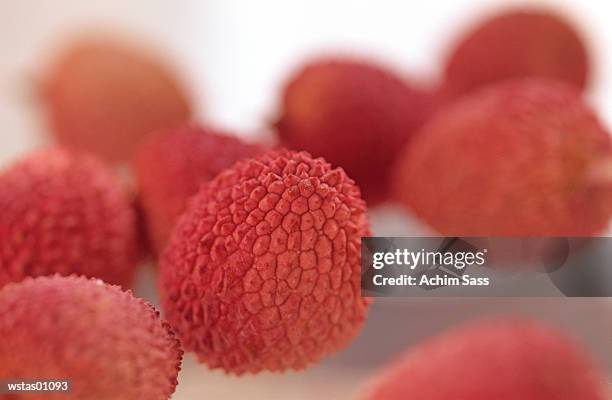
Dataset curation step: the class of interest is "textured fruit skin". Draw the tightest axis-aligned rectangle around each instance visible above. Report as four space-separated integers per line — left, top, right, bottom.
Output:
393 79 612 236
444 10 589 99
0 148 140 288
275 59 434 205
41 38 191 162
0 275 183 400
363 318 606 400
160 149 371 374
133 125 263 254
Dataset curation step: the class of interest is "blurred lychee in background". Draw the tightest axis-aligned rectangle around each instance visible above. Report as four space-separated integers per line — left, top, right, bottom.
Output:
1 1 612 399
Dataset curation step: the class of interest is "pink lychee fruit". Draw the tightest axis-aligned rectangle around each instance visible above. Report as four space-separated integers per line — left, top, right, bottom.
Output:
160 149 371 374
0 147 141 288
363 318 607 400
275 58 434 205
393 79 612 236
0 275 183 400
40 37 192 162
133 125 263 254
443 9 589 99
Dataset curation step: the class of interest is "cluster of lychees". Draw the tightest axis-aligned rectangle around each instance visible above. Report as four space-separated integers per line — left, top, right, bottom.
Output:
0 7 609 400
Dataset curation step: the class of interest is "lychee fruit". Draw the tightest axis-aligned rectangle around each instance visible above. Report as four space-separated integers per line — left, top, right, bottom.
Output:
274 58 434 205
159 149 371 374
40 37 192 162
362 318 607 400
443 9 589 99
0 147 140 288
393 79 612 236
133 125 263 255
0 275 183 400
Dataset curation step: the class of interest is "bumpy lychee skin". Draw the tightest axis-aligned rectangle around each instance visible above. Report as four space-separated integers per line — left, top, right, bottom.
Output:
444 10 589 99
133 125 263 254
160 149 371 374
0 275 183 400
0 148 140 288
41 37 191 162
275 58 434 204
393 79 612 236
362 318 607 400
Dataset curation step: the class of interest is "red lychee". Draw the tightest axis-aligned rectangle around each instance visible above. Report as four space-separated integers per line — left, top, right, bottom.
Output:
133 125 263 255
443 9 589 99
0 147 140 288
362 318 607 400
275 58 434 205
40 37 192 162
393 79 612 236
0 275 183 400
160 149 371 374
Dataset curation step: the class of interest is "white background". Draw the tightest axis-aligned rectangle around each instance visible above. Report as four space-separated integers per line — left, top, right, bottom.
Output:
0 1 611 398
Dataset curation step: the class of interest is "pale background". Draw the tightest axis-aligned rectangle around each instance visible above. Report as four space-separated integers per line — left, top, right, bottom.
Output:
0 0 611 398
